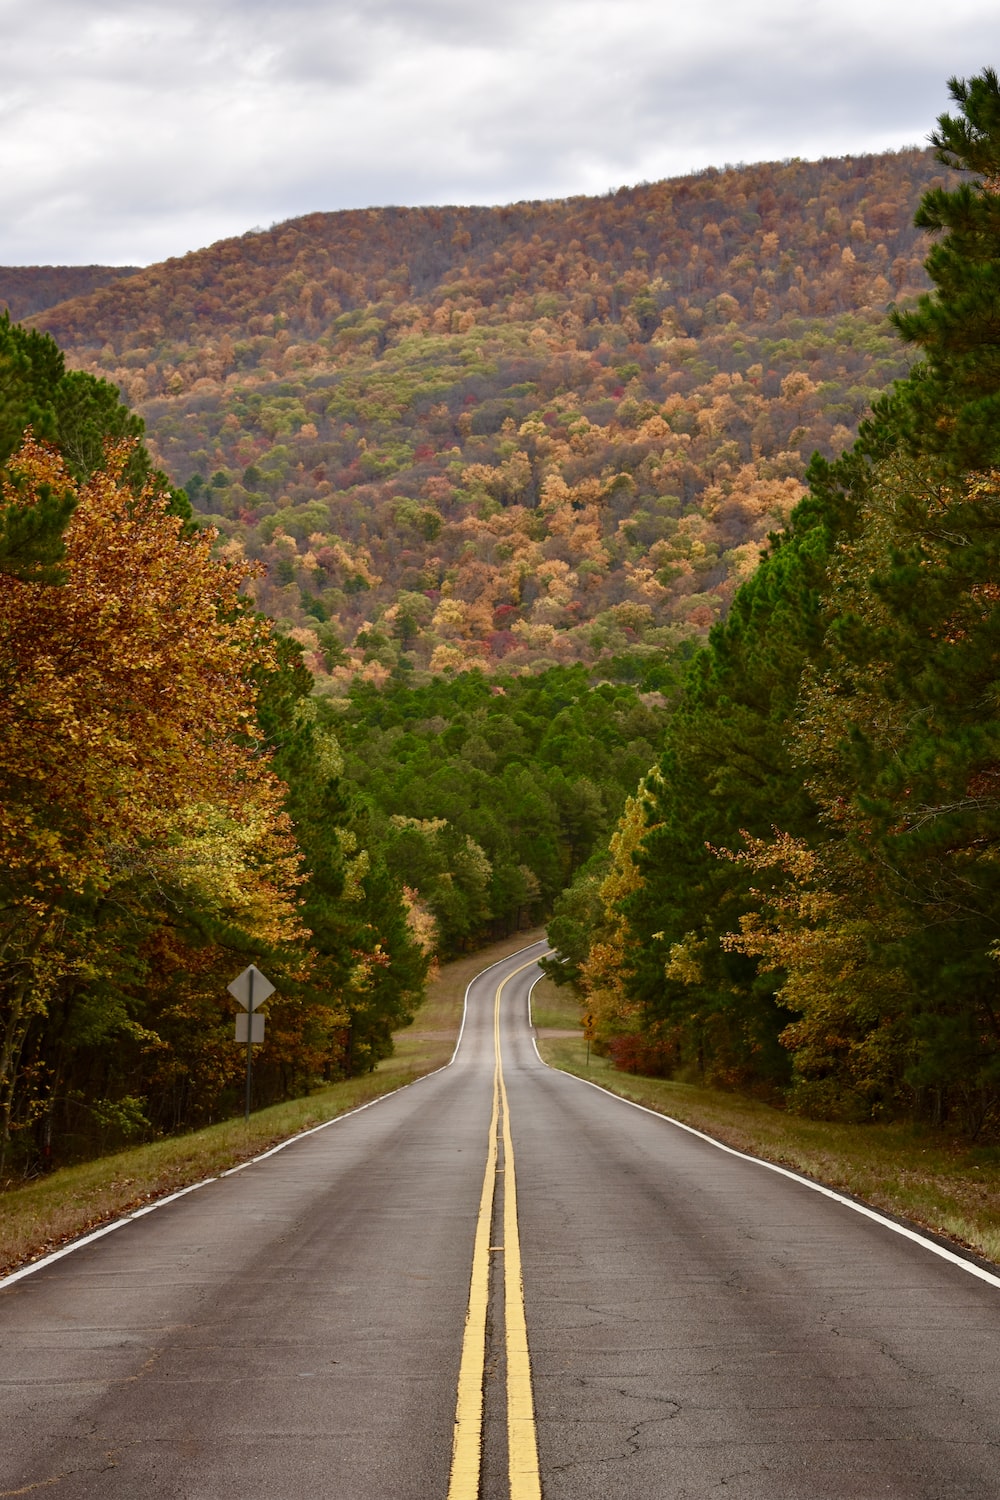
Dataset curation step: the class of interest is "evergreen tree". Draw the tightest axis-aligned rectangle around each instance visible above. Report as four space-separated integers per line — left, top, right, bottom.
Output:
594 67 1000 1122
257 640 428 1075
807 456 1000 1129
889 68 1000 469
621 492 847 1089
0 311 192 584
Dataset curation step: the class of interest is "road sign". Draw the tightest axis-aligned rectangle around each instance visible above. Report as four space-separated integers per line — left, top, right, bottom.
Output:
227 964 274 1011
228 963 276 1123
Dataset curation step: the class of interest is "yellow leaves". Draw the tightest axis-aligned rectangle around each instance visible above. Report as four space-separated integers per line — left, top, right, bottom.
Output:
336 827 369 901
154 800 305 947
664 933 706 986
429 641 468 673
511 619 557 649
401 885 438 958
575 787 654 1043
715 828 822 885
390 814 448 833
0 434 301 940
431 597 468 634
603 793 650 902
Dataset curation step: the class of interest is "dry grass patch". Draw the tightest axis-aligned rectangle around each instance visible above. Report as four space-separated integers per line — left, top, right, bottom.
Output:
538 1035 1000 1268
528 975 583 1034
1 928 544 1277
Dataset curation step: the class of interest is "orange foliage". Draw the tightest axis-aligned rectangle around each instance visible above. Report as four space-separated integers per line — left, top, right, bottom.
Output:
23 149 946 681
0 435 300 931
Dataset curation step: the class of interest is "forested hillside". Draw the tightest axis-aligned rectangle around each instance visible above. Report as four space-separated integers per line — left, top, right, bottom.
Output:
29 150 943 685
554 70 1000 1140
0 266 139 322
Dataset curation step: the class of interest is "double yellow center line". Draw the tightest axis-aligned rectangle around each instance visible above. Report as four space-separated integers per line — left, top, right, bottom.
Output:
447 959 543 1500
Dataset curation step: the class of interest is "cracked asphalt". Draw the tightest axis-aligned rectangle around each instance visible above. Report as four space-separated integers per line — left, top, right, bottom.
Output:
2 941 999 1499
508 1020 1000 1496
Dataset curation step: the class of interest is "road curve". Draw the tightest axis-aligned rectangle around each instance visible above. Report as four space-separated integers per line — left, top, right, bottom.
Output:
2 941 999 1499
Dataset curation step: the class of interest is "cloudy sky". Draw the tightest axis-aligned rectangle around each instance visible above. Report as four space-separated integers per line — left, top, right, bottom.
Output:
2 0 997 266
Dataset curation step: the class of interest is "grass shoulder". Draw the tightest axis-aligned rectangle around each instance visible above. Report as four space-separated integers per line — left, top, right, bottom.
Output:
0 928 545 1278
531 980 1000 1268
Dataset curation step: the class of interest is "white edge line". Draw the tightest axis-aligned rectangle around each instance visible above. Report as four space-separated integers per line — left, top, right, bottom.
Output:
451 937 550 1067
527 984 1000 1293
127 1180 213 1215
0 938 551 1293
0 1220 130 1289
527 971 544 1026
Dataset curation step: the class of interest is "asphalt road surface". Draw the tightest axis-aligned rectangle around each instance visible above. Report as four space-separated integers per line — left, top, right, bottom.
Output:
2 940 999 1499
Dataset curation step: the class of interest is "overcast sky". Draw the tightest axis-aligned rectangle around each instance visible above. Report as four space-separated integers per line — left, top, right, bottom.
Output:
2 0 997 267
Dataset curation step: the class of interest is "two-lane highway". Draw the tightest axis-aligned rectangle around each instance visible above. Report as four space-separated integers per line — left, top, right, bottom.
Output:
2 941 999 1498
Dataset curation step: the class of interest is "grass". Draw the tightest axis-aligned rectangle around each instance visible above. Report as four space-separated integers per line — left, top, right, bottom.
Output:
10 948 997 1281
530 977 1000 1269
0 928 544 1278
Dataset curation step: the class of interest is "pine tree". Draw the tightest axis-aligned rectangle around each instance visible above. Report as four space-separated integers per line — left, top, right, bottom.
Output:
0 312 192 586
620 485 853 1088
890 68 1000 469
256 640 428 1076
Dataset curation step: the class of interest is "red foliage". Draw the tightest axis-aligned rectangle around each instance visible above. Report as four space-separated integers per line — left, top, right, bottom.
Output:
607 1032 676 1077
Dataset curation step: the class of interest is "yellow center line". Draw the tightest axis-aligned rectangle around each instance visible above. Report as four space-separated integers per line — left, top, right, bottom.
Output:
496 969 542 1500
447 955 548 1500
447 1042 499 1499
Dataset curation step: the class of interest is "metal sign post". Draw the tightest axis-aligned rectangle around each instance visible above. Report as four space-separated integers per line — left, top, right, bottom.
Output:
244 966 254 1124
227 964 275 1124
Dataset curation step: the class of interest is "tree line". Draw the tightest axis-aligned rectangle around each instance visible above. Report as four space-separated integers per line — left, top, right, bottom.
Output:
334 665 672 955
551 70 1000 1138
0 315 427 1180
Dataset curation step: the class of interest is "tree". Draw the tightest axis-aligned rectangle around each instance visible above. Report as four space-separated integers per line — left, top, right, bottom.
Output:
0 311 192 537
617 482 850 1090
890 68 1000 470
256 641 428 1076
0 436 301 1168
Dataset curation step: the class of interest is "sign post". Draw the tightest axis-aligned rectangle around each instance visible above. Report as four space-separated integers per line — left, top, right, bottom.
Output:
227 964 275 1123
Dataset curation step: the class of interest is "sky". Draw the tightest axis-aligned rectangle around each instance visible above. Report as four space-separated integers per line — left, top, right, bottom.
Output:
2 0 998 267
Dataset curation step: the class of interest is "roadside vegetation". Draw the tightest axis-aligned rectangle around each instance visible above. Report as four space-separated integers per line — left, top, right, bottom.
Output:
532 978 1000 1267
0 315 428 1180
549 71 1000 1159
0 930 540 1277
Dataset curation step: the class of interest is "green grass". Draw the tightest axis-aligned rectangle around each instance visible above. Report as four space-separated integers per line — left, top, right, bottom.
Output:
0 928 544 1277
528 975 584 1033
527 972 590 1032
533 983 1000 1269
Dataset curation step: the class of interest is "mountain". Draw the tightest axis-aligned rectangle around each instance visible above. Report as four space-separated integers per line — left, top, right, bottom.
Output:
28 150 943 687
0 265 140 322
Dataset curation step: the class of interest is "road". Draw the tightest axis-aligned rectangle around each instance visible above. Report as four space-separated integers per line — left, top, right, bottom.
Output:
1 940 999 1499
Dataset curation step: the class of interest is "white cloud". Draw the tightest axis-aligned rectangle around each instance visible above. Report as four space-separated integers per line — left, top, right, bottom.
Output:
1 0 996 264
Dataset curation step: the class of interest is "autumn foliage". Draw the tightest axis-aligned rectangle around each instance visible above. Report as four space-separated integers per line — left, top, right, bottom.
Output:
0 436 312 1163
0 424 425 1178
559 72 1000 1138
0 436 294 905
12 148 946 686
